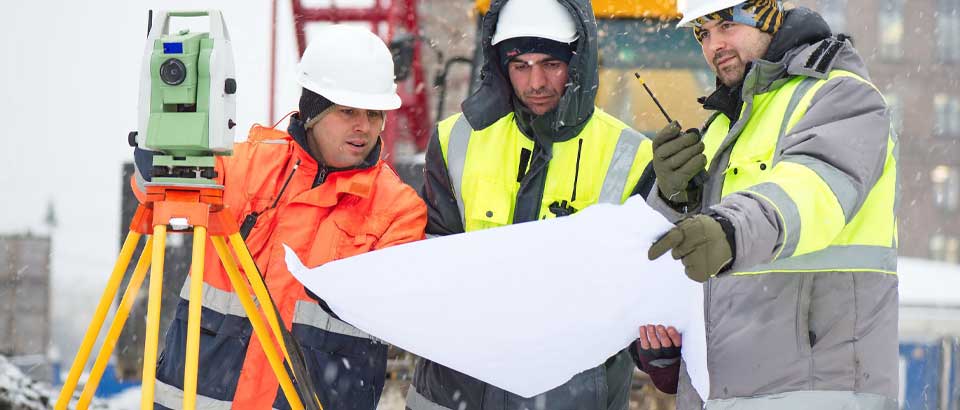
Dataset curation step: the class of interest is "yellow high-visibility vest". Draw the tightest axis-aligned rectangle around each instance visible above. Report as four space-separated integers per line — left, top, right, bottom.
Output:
702 70 898 275
438 109 653 232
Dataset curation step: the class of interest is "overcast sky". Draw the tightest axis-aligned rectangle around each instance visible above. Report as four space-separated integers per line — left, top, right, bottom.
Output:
0 0 349 356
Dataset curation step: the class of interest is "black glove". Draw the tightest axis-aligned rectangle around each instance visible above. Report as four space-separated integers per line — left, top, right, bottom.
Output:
652 122 706 205
630 341 681 369
628 324 682 394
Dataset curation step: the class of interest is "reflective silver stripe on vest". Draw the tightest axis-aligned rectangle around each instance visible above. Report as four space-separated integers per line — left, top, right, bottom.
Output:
405 385 455 410
781 154 861 222
598 127 645 204
735 244 897 275
292 300 381 342
745 182 802 260
154 379 234 410
179 277 248 318
446 115 473 225
772 77 819 166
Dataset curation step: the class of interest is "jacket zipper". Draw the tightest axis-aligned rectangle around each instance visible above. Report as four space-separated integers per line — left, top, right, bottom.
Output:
313 165 329 187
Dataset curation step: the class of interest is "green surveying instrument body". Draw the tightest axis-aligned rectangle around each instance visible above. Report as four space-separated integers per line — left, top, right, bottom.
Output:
134 10 237 186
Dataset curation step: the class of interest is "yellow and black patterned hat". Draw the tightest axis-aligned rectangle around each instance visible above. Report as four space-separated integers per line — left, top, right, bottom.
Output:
692 0 783 42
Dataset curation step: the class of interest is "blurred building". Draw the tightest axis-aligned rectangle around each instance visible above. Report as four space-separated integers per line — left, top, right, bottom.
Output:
793 0 960 263
0 233 54 382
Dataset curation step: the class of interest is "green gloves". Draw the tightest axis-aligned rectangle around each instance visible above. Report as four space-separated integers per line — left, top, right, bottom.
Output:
652 122 707 204
648 214 734 283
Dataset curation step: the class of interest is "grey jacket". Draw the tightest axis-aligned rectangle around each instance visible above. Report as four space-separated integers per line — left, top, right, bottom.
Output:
652 9 900 410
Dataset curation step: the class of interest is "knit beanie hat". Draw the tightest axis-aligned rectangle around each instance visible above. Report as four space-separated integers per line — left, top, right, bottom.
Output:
692 0 784 42
298 87 335 128
498 36 575 71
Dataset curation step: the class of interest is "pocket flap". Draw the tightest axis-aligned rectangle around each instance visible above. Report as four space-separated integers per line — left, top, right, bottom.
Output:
466 179 513 226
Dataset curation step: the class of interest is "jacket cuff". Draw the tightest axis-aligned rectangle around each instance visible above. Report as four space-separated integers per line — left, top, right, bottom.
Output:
646 180 700 223
712 214 737 273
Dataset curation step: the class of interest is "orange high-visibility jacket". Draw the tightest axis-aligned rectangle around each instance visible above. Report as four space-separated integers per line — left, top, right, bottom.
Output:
137 124 426 409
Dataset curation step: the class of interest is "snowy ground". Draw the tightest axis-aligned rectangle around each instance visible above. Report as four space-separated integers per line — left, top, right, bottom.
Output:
1 354 74 410
0 355 141 410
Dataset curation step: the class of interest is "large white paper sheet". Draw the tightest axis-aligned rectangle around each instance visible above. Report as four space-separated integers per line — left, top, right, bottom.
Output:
284 195 708 399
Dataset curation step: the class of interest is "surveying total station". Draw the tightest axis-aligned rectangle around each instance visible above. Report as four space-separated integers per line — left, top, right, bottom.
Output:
134 10 236 185
56 10 323 410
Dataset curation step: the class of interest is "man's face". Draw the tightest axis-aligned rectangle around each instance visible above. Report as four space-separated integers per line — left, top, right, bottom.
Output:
506 53 569 115
697 19 772 87
307 105 383 168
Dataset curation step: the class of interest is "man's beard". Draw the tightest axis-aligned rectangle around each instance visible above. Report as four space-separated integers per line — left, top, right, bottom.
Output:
713 50 745 87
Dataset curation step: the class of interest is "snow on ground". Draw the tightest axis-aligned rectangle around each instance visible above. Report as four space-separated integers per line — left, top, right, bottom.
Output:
0 354 138 410
1 354 63 410
0 354 65 410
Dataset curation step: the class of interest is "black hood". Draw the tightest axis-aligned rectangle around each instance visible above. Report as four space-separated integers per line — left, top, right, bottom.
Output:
462 0 599 142
700 7 832 121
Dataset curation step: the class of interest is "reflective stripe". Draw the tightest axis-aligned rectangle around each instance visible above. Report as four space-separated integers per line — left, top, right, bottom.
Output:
733 244 897 275
446 115 472 226
292 300 381 341
154 379 233 410
781 155 860 222
773 77 819 165
179 277 247 318
598 127 645 204
405 385 455 410
259 139 289 144
744 182 802 260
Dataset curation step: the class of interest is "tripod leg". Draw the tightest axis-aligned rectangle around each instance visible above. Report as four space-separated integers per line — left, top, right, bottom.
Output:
141 225 167 410
229 234 324 410
182 226 207 410
211 236 306 410
76 237 154 410
228 233 292 362
55 231 142 410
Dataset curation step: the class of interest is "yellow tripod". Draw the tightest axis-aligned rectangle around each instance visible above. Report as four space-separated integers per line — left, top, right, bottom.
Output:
55 184 322 410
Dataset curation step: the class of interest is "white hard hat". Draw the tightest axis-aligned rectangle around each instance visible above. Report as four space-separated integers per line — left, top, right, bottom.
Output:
296 24 401 111
676 0 745 27
492 0 579 45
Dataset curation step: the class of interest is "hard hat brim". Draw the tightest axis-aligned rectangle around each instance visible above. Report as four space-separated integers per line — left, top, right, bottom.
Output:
298 76 402 111
676 0 746 28
492 31 579 46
